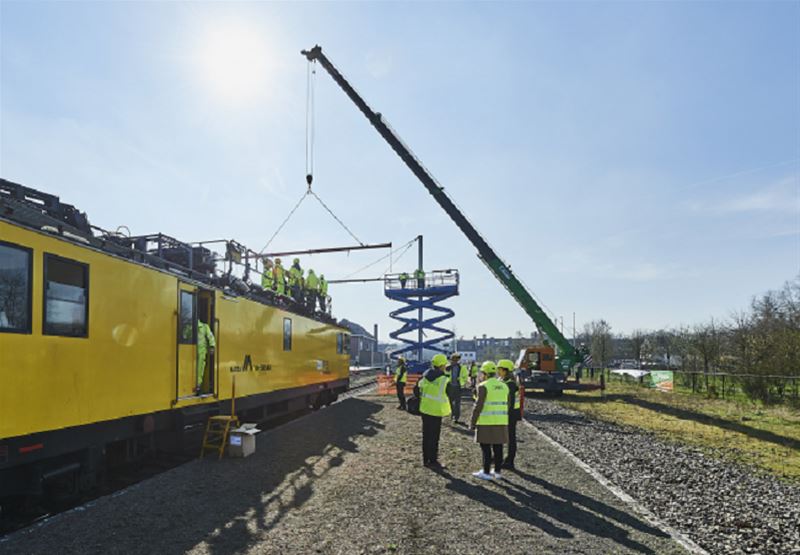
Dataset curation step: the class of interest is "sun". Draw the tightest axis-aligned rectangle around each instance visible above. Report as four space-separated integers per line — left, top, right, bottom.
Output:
194 22 270 104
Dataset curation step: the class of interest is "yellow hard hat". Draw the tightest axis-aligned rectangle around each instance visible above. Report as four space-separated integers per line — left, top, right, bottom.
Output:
480 361 497 375
497 359 514 372
431 353 448 368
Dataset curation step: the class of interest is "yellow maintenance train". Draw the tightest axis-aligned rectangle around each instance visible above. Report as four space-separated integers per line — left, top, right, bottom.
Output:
0 179 350 506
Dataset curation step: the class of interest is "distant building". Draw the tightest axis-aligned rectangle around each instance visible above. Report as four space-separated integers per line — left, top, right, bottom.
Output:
339 319 388 368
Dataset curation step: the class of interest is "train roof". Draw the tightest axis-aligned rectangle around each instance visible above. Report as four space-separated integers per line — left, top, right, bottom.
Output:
0 178 341 327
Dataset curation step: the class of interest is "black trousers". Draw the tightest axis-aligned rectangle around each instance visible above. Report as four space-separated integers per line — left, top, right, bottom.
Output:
396 382 406 409
421 414 442 464
505 416 518 465
481 443 503 473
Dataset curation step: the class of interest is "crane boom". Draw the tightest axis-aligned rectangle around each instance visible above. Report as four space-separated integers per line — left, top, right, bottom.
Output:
302 45 580 370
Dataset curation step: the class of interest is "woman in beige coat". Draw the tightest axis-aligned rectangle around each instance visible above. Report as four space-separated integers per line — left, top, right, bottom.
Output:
469 361 509 480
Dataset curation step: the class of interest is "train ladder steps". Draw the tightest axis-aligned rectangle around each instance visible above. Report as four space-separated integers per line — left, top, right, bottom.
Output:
199 415 239 460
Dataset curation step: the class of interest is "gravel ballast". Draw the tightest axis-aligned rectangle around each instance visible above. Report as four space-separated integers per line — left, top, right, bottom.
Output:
1 394 687 555
526 398 800 555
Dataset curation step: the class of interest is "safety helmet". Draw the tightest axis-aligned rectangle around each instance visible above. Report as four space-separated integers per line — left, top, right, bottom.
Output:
431 353 448 368
397 355 406 362
480 361 497 375
497 359 514 372
450 352 461 359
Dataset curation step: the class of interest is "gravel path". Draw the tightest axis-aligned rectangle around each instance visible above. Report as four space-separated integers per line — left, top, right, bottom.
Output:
2 395 687 555
526 398 800 555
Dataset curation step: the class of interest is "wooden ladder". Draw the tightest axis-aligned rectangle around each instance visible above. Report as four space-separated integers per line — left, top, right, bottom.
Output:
199 377 239 460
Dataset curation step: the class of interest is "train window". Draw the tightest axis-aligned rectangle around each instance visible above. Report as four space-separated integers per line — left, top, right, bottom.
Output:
336 333 343 354
43 254 89 337
283 317 292 351
0 242 32 334
178 290 195 344
343 334 351 354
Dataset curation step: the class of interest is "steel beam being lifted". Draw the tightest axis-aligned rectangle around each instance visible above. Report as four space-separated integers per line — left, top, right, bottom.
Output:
262 242 391 258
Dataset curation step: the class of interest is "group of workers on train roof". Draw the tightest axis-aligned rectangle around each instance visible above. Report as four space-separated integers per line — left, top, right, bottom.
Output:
260 257 330 315
393 353 521 481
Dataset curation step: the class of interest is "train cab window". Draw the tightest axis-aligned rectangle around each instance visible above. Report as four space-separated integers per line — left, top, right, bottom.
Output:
336 333 343 354
178 290 196 344
343 334 351 354
43 254 88 337
283 317 292 351
0 242 32 333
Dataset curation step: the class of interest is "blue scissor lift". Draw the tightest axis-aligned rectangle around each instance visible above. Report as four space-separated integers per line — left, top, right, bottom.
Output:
385 269 459 374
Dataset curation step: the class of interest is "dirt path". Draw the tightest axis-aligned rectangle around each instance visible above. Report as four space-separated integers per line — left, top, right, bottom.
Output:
2 395 688 555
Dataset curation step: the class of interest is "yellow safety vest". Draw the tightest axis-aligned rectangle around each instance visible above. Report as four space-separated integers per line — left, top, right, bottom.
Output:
476 377 509 426
394 365 407 384
261 268 275 289
419 374 451 417
459 365 469 387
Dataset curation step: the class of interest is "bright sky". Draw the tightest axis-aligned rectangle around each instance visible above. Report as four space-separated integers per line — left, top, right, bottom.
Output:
1 2 798 340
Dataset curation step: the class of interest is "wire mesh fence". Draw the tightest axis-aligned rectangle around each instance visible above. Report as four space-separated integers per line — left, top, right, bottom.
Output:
581 367 800 406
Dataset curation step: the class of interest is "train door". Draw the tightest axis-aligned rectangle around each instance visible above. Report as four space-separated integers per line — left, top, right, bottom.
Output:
176 284 198 400
196 289 216 395
176 284 217 400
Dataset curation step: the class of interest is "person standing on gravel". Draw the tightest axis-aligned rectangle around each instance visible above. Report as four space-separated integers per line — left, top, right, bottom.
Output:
414 353 451 469
469 361 509 480
446 353 468 425
497 359 521 470
394 356 408 410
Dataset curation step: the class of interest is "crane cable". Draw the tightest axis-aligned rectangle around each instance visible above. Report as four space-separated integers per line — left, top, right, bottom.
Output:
259 60 364 255
342 236 417 279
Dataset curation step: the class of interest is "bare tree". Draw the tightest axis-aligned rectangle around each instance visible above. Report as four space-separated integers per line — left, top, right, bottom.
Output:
588 319 614 368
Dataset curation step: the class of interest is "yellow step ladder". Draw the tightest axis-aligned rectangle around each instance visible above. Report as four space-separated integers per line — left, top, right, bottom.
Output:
199 377 239 460
200 415 239 460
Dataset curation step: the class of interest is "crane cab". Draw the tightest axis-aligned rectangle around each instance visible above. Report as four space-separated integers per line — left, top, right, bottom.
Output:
515 344 567 395
515 345 557 373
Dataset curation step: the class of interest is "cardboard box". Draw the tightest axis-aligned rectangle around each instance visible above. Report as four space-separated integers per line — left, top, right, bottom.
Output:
228 424 260 458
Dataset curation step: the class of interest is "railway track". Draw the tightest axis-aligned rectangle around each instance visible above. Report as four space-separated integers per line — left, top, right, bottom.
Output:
0 368 381 538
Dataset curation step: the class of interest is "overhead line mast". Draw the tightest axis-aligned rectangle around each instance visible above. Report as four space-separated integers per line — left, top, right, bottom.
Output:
301 45 581 371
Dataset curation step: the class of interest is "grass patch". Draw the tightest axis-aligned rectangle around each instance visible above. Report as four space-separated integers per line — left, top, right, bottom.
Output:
555 381 800 483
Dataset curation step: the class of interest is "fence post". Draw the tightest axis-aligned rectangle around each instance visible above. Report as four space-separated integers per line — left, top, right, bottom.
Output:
722 375 726 399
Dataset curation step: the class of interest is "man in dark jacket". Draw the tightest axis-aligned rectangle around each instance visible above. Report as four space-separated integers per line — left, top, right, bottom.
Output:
497 359 521 470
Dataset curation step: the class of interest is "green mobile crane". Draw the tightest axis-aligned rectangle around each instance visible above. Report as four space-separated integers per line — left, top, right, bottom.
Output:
303 45 591 393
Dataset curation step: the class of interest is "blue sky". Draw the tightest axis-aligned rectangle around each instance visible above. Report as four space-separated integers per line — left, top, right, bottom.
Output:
1 1 798 340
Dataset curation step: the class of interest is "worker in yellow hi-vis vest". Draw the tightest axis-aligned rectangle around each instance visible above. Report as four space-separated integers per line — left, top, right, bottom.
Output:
394 356 408 410
261 258 275 291
196 319 216 395
469 361 509 480
305 269 319 313
274 258 286 296
413 353 451 469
